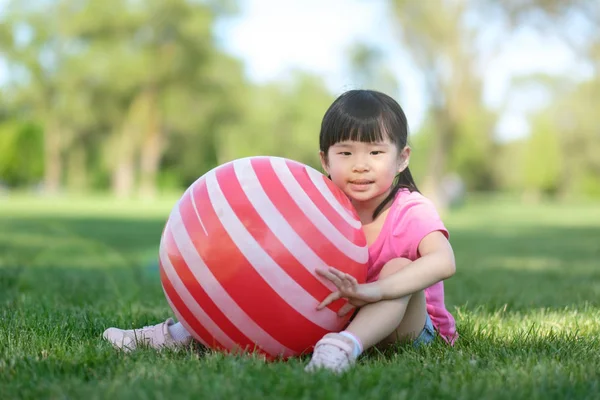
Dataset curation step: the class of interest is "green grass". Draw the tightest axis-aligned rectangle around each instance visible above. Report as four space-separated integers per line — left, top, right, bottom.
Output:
1 195 599 399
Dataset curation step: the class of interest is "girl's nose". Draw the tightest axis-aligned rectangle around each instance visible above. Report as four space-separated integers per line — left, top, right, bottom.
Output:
352 161 370 172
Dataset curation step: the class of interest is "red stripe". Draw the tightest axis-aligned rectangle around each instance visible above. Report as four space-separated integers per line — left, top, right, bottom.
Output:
286 159 366 246
162 208 263 354
252 158 368 283
217 160 346 314
161 255 276 360
189 171 331 354
159 260 225 350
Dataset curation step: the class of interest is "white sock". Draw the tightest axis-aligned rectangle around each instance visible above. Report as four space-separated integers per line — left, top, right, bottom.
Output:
168 322 192 343
339 331 363 358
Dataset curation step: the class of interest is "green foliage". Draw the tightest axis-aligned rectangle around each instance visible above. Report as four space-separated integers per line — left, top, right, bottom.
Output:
408 117 436 184
0 0 598 200
450 108 498 191
493 139 526 193
0 120 44 187
389 0 499 195
0 0 335 195
521 114 562 194
506 77 600 199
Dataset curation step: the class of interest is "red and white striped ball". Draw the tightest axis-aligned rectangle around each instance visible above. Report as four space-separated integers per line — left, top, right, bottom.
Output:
158 156 368 359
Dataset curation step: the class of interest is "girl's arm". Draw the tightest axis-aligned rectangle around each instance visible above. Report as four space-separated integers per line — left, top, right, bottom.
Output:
315 231 455 312
378 230 456 301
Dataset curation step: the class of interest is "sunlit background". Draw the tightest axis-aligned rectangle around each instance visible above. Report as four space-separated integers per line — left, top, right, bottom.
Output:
0 0 598 209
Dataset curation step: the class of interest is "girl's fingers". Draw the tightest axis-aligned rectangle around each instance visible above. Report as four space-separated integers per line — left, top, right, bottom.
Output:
317 291 342 310
329 268 359 287
329 268 355 286
316 268 343 288
341 274 357 290
316 268 330 278
319 267 360 296
337 303 356 317
345 273 358 285
328 267 348 279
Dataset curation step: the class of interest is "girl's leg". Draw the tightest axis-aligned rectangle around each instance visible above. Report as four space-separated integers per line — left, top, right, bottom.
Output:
345 258 427 350
306 258 427 372
377 289 427 347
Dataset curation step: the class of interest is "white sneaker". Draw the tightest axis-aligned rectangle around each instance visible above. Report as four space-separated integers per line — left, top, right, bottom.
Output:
102 318 190 352
305 333 357 373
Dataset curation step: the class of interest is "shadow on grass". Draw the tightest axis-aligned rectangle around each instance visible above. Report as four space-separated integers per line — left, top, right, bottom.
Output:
0 215 169 316
446 224 600 311
1 214 599 314
0 215 166 266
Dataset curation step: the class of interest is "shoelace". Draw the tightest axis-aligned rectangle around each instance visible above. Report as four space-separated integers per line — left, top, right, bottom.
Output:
133 325 158 344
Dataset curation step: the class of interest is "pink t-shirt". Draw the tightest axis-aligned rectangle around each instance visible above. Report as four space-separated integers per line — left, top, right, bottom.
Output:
366 189 458 344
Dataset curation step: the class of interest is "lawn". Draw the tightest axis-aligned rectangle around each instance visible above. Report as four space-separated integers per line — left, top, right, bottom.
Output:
1 194 599 399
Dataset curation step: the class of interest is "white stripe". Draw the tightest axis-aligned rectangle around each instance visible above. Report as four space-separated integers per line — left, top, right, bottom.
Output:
270 157 368 263
233 159 338 293
206 169 342 331
163 291 209 348
190 182 208 236
160 244 235 349
305 166 362 229
169 208 295 357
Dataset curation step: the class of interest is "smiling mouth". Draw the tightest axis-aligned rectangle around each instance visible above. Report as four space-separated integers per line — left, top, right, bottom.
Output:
349 180 374 185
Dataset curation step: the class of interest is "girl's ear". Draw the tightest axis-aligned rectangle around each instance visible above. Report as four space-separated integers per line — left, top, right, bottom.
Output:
320 151 330 175
398 146 411 173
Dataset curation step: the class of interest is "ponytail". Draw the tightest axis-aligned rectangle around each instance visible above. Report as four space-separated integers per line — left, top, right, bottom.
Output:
372 167 419 219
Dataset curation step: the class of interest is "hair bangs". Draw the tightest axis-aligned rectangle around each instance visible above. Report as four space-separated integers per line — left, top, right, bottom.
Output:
319 90 403 153
336 115 388 145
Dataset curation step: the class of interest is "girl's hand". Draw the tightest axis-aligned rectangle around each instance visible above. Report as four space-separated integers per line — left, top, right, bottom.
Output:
315 267 382 316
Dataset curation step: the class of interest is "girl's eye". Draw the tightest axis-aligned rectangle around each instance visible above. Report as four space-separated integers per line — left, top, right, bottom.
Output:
338 152 351 156
371 151 384 155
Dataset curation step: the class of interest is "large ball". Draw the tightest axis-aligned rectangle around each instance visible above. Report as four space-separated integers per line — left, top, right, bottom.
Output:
158 156 368 358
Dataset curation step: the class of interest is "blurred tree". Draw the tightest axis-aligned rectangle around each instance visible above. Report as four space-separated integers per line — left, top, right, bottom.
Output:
534 79 600 198
521 112 562 198
0 0 249 197
388 0 497 207
488 0 600 199
69 0 243 198
347 42 400 95
0 0 92 194
215 72 333 170
158 51 249 189
0 0 336 197
0 120 44 187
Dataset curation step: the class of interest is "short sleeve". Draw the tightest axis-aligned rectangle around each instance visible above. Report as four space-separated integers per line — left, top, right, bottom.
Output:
390 195 449 260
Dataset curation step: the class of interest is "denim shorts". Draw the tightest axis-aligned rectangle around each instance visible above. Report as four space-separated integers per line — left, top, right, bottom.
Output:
413 313 435 347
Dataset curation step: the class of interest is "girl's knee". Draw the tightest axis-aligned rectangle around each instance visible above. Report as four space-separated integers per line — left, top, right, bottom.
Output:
379 257 412 279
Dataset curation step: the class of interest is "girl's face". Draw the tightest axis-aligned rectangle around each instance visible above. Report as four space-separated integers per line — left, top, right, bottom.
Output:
320 138 410 210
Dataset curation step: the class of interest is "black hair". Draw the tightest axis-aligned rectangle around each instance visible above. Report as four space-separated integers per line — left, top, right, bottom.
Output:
319 89 419 219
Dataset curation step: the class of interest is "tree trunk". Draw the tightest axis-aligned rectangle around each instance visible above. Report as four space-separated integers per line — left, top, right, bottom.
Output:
110 123 137 199
112 158 135 198
138 88 162 199
422 107 452 212
66 141 87 193
110 91 149 198
43 120 62 195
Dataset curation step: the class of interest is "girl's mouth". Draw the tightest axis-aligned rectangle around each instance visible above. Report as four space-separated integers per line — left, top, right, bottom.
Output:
348 180 374 192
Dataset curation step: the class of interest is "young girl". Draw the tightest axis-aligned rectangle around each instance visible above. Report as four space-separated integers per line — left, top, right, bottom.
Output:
103 90 457 373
